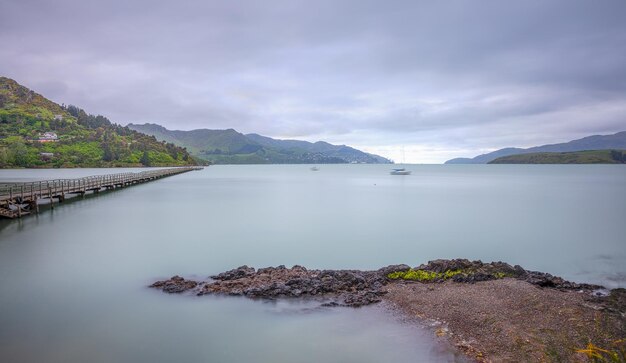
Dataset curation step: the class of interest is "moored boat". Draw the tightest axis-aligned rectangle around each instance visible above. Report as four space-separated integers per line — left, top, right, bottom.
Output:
390 168 411 175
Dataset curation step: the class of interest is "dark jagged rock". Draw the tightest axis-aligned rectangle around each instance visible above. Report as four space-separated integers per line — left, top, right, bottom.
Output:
377 264 411 277
200 266 387 307
418 259 475 273
417 259 524 278
150 275 198 293
211 265 256 281
151 265 392 307
523 270 603 290
343 291 384 307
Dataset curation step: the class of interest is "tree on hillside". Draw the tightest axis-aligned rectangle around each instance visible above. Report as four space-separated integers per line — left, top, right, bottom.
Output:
0 147 8 167
140 150 151 166
66 105 80 118
5 136 29 166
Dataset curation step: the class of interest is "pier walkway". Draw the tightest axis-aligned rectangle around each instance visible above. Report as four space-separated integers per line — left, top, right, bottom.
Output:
0 167 202 219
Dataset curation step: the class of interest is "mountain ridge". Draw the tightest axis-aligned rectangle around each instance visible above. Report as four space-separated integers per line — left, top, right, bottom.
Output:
127 123 392 164
445 131 626 164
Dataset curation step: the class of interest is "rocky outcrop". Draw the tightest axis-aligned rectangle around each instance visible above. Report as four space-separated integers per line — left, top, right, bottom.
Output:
413 259 604 290
204 265 388 307
150 265 391 307
376 264 411 276
210 265 256 281
149 275 197 293
523 270 603 290
150 259 607 307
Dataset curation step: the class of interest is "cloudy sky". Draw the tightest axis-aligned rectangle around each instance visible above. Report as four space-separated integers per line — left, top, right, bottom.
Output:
1 0 625 163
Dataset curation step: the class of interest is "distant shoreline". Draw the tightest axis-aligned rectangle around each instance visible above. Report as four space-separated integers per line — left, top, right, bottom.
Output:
150 259 625 362
0 164 203 170
489 149 626 164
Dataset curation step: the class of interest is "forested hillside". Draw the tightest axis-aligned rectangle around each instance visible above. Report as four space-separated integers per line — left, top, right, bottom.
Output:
0 77 198 168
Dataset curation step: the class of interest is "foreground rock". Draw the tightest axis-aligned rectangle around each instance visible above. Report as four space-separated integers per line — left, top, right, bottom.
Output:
151 259 625 362
151 264 396 306
150 275 197 293
150 259 604 303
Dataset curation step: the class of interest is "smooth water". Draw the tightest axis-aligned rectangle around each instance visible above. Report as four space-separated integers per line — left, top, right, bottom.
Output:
1 165 625 362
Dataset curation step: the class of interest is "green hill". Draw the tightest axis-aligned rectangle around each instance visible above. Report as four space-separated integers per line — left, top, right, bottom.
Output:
128 123 392 164
488 150 626 164
0 77 198 168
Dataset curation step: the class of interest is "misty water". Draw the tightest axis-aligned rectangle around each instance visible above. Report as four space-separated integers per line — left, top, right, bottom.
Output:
1 165 625 362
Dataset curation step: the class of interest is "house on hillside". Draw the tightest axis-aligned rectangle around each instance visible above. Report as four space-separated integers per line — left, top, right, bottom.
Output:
35 132 59 142
53 114 64 121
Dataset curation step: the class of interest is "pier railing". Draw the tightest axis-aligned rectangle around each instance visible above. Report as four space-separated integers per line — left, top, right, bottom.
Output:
0 167 202 218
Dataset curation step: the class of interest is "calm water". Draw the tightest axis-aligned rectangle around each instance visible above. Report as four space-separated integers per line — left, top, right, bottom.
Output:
1 165 625 362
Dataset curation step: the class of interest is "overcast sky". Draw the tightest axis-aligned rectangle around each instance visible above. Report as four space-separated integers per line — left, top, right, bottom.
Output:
1 0 625 163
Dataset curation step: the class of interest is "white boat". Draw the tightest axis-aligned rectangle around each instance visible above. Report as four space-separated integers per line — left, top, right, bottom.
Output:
390 168 411 175
390 147 411 175
310 166 319 171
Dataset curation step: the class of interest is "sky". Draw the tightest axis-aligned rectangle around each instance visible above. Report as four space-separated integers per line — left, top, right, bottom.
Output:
1 0 625 163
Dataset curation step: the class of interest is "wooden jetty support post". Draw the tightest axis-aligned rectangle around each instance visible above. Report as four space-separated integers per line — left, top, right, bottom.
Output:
0 167 203 219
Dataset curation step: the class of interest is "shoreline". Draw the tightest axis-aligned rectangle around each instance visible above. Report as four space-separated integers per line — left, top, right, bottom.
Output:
150 259 625 362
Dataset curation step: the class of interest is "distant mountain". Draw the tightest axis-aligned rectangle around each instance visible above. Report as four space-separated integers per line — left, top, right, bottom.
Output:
445 131 626 164
245 133 391 164
127 123 392 164
489 149 626 164
0 77 197 168
125 123 257 155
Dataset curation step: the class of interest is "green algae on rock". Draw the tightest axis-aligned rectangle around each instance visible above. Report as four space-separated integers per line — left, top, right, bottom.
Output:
387 269 463 281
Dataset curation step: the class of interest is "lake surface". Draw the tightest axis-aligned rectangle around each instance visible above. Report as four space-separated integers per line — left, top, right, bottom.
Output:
1 165 625 362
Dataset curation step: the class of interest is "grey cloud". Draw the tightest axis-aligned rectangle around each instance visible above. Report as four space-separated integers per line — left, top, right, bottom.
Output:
1 0 625 162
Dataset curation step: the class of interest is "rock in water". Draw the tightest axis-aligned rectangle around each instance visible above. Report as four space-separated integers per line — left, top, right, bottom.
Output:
149 260 606 306
150 275 198 293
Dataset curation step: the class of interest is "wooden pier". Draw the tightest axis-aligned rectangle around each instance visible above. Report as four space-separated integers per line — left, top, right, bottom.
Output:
0 167 202 219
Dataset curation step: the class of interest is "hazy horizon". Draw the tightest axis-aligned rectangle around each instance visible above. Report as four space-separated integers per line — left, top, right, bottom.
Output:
2 0 625 163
